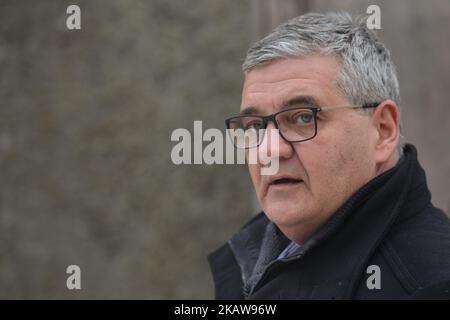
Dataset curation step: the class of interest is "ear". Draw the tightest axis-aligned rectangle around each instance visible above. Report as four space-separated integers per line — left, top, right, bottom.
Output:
371 100 401 166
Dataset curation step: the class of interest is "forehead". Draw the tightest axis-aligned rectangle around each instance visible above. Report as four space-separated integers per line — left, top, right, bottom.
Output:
241 55 342 110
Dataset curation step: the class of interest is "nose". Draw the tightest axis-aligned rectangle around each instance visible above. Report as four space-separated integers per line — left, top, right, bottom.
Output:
258 121 294 161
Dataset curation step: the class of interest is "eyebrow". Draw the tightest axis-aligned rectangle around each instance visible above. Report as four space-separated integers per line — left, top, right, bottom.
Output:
240 95 320 115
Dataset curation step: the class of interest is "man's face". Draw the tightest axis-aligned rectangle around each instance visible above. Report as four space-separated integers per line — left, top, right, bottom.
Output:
241 55 378 242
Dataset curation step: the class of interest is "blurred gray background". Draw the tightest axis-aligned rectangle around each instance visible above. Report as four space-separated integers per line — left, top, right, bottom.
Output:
0 0 448 299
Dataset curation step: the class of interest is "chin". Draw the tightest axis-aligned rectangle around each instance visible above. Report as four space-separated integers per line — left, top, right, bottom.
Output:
262 200 309 229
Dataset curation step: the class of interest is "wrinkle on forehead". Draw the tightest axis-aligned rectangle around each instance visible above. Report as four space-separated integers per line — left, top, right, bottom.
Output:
244 78 316 94
241 79 334 111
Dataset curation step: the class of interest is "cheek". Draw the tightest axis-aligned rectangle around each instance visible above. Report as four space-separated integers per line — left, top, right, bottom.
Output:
293 134 353 192
307 145 345 180
312 130 373 191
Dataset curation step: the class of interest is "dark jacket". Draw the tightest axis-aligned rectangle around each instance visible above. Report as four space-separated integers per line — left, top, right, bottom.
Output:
208 144 450 299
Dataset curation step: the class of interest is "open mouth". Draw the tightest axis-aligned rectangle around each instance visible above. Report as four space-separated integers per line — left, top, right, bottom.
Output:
270 178 303 186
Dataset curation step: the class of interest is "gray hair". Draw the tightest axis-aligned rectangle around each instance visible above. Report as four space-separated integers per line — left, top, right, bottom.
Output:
243 12 404 154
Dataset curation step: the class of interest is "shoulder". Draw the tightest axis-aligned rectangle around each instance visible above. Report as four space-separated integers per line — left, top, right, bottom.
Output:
355 204 450 299
384 204 450 291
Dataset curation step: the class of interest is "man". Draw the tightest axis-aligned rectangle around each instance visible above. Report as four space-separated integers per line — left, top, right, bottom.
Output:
208 12 450 299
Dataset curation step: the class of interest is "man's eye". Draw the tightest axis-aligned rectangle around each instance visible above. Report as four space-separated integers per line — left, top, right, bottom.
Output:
244 121 263 130
292 112 313 125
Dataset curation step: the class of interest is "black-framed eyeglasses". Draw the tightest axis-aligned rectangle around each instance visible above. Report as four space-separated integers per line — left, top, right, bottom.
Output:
225 102 380 149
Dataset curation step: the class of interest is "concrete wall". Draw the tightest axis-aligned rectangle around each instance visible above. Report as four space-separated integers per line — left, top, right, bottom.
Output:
0 0 253 299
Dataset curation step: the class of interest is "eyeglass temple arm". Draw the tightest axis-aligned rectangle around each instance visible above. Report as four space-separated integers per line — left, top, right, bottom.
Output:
320 103 380 111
